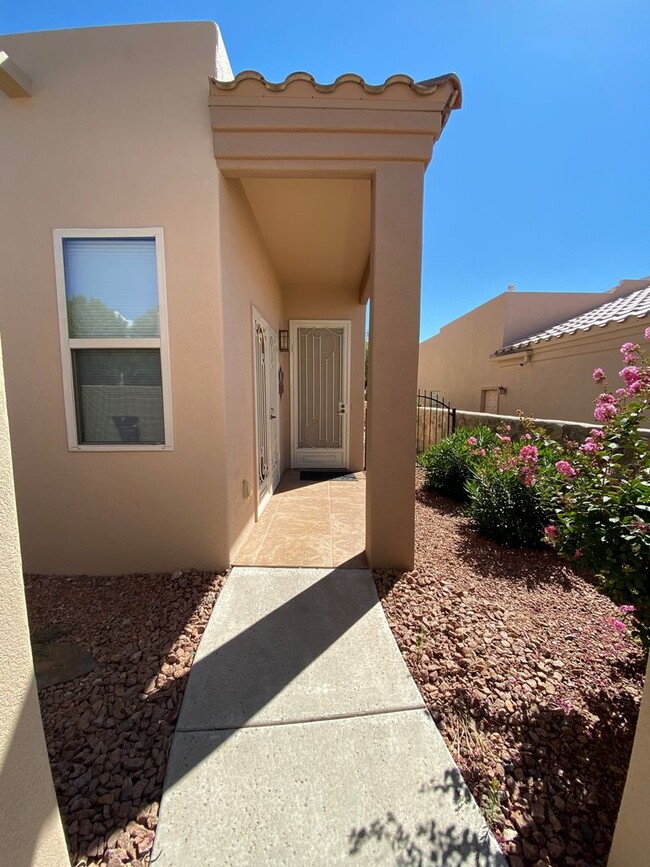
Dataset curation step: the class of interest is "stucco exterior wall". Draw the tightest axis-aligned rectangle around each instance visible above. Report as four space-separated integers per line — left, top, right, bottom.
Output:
0 334 69 867
490 320 648 423
0 23 231 574
218 176 285 557
418 294 507 406
608 657 650 866
419 290 648 424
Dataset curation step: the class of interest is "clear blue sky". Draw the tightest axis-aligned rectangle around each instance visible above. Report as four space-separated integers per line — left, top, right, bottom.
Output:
3 1 649 340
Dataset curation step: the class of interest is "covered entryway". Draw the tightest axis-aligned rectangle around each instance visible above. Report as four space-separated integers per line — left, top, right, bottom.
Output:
214 71 461 570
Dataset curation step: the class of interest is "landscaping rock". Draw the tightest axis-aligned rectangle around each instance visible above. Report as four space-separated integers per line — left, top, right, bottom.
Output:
373 470 646 867
25 568 226 866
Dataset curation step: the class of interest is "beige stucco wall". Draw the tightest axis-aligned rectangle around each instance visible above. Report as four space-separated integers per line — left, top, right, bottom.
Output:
419 289 648 424
608 657 650 866
218 176 285 556
0 333 70 867
0 23 232 574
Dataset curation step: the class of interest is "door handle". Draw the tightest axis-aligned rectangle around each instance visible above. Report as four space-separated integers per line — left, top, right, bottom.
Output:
270 412 277 419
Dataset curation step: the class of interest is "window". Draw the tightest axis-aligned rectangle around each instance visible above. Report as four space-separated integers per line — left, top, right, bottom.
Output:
54 229 173 450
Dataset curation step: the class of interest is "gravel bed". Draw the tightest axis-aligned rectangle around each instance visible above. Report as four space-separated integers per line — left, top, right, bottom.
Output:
374 471 646 867
26 569 227 867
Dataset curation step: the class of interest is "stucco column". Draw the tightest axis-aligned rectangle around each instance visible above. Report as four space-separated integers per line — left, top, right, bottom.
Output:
366 162 424 570
0 334 69 867
607 655 650 866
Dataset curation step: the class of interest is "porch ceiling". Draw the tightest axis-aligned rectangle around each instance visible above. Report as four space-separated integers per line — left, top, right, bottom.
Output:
241 178 370 292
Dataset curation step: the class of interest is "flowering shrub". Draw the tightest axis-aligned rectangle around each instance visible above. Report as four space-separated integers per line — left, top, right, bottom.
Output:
465 419 554 546
418 426 497 500
544 330 650 644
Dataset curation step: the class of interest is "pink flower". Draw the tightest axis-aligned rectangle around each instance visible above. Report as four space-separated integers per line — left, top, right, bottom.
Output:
580 439 598 454
620 342 637 363
594 397 619 422
574 548 582 558
619 604 636 614
519 445 539 462
545 525 558 539
467 436 478 446
478 448 486 457
556 460 577 479
592 368 606 383
620 365 641 387
496 434 511 443
590 428 604 439
524 433 532 440
645 327 650 340
606 617 626 633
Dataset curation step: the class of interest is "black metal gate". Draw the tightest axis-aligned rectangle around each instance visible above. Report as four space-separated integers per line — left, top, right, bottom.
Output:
416 390 456 453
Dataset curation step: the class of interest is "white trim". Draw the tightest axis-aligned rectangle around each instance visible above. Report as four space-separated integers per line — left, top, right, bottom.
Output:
53 227 174 451
289 319 351 470
252 307 280 519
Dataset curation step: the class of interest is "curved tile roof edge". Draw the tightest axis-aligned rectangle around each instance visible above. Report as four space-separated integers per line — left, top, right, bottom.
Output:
494 308 650 357
211 70 462 105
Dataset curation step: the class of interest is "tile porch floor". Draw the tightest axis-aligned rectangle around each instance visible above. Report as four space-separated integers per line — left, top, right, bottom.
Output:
233 470 367 568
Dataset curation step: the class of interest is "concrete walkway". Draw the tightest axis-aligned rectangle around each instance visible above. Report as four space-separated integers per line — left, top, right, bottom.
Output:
152 567 506 866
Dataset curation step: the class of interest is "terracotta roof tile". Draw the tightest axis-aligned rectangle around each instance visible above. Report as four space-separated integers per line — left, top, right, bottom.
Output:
495 284 650 355
210 70 462 104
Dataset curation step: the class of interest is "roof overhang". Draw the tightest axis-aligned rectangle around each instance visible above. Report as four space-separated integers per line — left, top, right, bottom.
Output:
209 70 461 176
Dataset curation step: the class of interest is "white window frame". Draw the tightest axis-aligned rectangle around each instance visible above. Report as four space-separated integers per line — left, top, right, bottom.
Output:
53 227 174 451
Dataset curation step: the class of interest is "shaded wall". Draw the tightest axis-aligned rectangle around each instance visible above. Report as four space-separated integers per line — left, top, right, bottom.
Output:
0 334 69 867
218 176 285 558
0 23 231 573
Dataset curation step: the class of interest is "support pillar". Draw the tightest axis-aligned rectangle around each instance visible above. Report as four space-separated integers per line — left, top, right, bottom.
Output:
0 334 69 867
366 162 424 570
608 655 650 866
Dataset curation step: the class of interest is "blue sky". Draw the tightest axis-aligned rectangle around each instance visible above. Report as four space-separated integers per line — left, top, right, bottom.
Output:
3 1 649 340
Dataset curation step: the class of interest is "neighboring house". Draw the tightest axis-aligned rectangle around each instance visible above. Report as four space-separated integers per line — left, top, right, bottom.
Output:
0 21 461 574
418 278 650 424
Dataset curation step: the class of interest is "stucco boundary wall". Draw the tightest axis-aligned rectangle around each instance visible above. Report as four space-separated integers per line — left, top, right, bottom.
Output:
454 409 650 446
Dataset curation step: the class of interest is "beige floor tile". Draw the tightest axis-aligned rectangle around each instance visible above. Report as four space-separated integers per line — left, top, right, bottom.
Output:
255 533 333 567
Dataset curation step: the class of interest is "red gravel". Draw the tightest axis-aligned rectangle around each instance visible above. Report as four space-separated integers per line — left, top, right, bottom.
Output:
26 569 226 867
374 472 647 867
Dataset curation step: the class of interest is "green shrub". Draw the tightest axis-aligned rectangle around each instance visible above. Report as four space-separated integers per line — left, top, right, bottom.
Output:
467 466 550 548
418 426 496 500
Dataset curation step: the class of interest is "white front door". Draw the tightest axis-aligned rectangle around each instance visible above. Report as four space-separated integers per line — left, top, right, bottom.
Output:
253 310 280 515
290 320 351 470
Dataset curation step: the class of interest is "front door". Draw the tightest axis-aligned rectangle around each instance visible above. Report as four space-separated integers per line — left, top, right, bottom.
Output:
253 310 280 515
290 320 350 470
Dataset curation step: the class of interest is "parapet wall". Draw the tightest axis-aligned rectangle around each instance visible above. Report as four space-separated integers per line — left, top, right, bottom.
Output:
455 410 650 445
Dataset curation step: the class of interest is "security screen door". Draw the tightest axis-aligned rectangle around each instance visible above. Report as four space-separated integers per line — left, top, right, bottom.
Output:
253 310 280 515
290 320 350 470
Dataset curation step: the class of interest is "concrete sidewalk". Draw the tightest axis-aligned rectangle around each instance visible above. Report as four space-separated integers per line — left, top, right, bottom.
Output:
152 567 506 866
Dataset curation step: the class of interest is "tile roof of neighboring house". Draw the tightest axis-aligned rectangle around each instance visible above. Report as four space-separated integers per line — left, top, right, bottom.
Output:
211 70 462 103
494 284 650 356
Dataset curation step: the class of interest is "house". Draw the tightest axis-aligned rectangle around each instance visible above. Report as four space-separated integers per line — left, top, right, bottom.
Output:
0 21 462 577
418 278 650 423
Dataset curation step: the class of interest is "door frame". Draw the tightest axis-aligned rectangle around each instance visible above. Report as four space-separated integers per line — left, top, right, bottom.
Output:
289 319 351 470
252 308 281 518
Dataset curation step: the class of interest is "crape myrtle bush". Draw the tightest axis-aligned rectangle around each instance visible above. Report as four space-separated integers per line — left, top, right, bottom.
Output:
418 426 497 500
424 330 650 644
542 334 650 645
